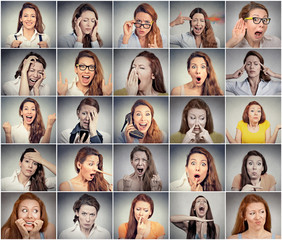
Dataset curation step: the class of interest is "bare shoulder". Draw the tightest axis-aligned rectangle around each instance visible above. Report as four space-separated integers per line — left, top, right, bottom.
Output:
117 179 123 191
171 86 181 95
228 234 238 239
59 181 71 191
44 222 56 239
275 235 281 239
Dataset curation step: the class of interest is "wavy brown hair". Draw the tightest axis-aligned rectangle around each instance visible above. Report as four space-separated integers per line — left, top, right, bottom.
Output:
130 145 162 191
72 3 103 48
187 51 223 95
74 147 110 191
17 2 45 33
242 101 266 124
134 3 163 48
239 1 269 20
243 51 271 82
187 196 217 239
240 150 267 191
131 99 163 143
76 97 100 115
231 194 271 235
179 98 214 134
1 193 48 239
19 98 45 143
20 148 48 191
75 50 104 95
185 147 222 191
189 8 217 48
127 51 166 94
125 194 154 239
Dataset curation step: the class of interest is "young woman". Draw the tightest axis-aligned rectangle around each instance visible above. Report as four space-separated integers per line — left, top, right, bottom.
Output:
170 98 224 143
1 148 56 191
118 194 165 239
171 196 220 238
59 147 112 191
226 101 281 143
117 145 162 191
119 99 165 143
58 50 112 96
1 192 56 239
170 147 222 191
170 8 220 48
228 194 280 239
2 98 56 143
226 50 281 95
6 2 50 48
60 97 111 143
59 194 111 239
171 51 223 95
226 2 281 48
115 51 167 96
231 150 276 191
3 52 50 96
118 3 166 48
59 3 103 48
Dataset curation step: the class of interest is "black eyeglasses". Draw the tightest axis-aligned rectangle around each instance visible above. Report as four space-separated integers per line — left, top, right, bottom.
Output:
134 20 154 29
76 64 96 72
244 17 271 25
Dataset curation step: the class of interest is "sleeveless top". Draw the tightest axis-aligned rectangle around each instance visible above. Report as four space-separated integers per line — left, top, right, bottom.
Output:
238 233 275 239
40 232 45 239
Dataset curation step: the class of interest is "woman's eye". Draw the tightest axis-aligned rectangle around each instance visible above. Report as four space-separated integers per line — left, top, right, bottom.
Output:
191 66 196 69
200 117 205 121
201 66 206 69
82 213 87 216
22 209 28 213
89 163 93 166
191 161 196 165
201 162 206 166
33 162 38 166
33 209 38 213
248 162 253 165
144 210 148 212
145 113 151 116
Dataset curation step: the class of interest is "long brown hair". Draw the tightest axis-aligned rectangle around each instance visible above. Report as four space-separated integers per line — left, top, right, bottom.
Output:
125 194 154 239
127 51 166 94
72 3 103 48
17 2 45 33
74 147 110 191
20 148 48 191
239 2 269 20
19 98 45 143
131 99 163 143
187 51 223 95
231 194 271 235
185 147 222 191
130 145 162 191
134 3 163 48
1 193 49 239
75 50 104 95
187 196 216 239
242 101 266 124
189 8 217 48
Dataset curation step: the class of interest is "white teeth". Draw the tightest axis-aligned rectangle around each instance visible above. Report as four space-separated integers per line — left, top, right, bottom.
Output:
139 123 147 126
83 76 90 79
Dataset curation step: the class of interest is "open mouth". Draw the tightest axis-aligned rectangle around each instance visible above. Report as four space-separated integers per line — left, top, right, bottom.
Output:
199 206 205 212
137 167 144 175
196 77 201 83
254 31 263 38
138 78 141 85
29 79 38 83
138 123 148 131
82 75 91 84
194 174 200 179
194 26 203 34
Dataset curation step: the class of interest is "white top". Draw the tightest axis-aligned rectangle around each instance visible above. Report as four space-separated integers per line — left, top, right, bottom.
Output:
66 79 84 96
11 122 30 143
226 78 281 96
170 31 220 48
6 28 51 48
58 33 100 48
59 221 111 239
1 169 56 191
170 172 191 191
234 35 281 48
2 77 50 96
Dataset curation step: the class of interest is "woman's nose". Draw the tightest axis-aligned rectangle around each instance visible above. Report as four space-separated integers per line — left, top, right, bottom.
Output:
195 164 200 171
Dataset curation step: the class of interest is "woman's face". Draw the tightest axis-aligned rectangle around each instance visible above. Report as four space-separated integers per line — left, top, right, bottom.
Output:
20 156 38 178
187 108 207 134
79 10 96 35
20 8 36 31
131 151 148 177
245 202 266 231
194 197 208 218
188 57 208 87
134 12 153 38
245 8 268 43
248 104 262 123
191 13 205 36
21 102 36 125
17 199 41 232
245 55 261 79
77 104 98 130
132 56 154 92
76 204 97 231
134 200 152 223
186 153 208 184
246 155 264 180
78 155 99 181
133 105 152 134
75 57 95 87
27 61 44 88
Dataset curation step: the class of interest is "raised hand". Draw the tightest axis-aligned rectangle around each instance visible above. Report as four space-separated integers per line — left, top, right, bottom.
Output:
74 132 91 143
2 122 11 135
198 124 213 143
123 20 135 37
15 219 30 239
226 18 246 48
259 63 281 78
57 72 68 95
89 111 98 137
47 113 56 129
29 220 44 239
91 20 98 42
125 123 137 143
136 217 146 238
102 74 112 95
22 56 38 74
24 149 45 165
75 17 83 42
150 174 162 191
188 175 203 191
182 124 196 143
33 71 46 95
11 40 23 48
126 68 139 95
232 63 246 79
241 184 263 191
170 11 191 27
38 41 49 48
148 34 158 48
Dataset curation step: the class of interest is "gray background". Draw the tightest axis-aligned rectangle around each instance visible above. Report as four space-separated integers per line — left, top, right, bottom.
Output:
1 1 56 48
58 1 112 48
114 144 169 191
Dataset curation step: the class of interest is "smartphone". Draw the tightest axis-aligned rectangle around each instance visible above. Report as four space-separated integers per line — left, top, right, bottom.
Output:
79 130 89 142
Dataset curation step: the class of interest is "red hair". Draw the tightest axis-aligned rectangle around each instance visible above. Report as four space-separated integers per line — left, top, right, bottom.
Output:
242 101 266 124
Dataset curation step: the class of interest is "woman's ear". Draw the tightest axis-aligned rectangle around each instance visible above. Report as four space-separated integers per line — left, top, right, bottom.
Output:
151 74 155 80
77 162 81 170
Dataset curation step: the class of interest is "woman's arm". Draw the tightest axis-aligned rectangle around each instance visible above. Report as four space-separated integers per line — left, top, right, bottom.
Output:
266 125 281 143
226 128 242 143
226 64 245 80
226 18 246 48
3 122 13 143
117 179 124 191
59 181 71 191
170 12 191 27
260 63 281 79
41 113 56 143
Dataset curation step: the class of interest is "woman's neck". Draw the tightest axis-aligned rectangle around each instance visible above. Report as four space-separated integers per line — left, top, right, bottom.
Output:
132 172 144 182
80 224 94 237
137 34 147 48
76 81 89 95
194 34 202 48
139 85 158 96
18 171 31 186
243 228 268 239
248 76 261 95
187 82 203 95
23 28 35 40
248 121 259 128
245 36 261 48
74 173 89 185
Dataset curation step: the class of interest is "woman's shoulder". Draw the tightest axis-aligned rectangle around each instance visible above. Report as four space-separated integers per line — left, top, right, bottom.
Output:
228 234 239 239
59 181 71 191
171 85 182 95
44 222 56 239
261 120 270 128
